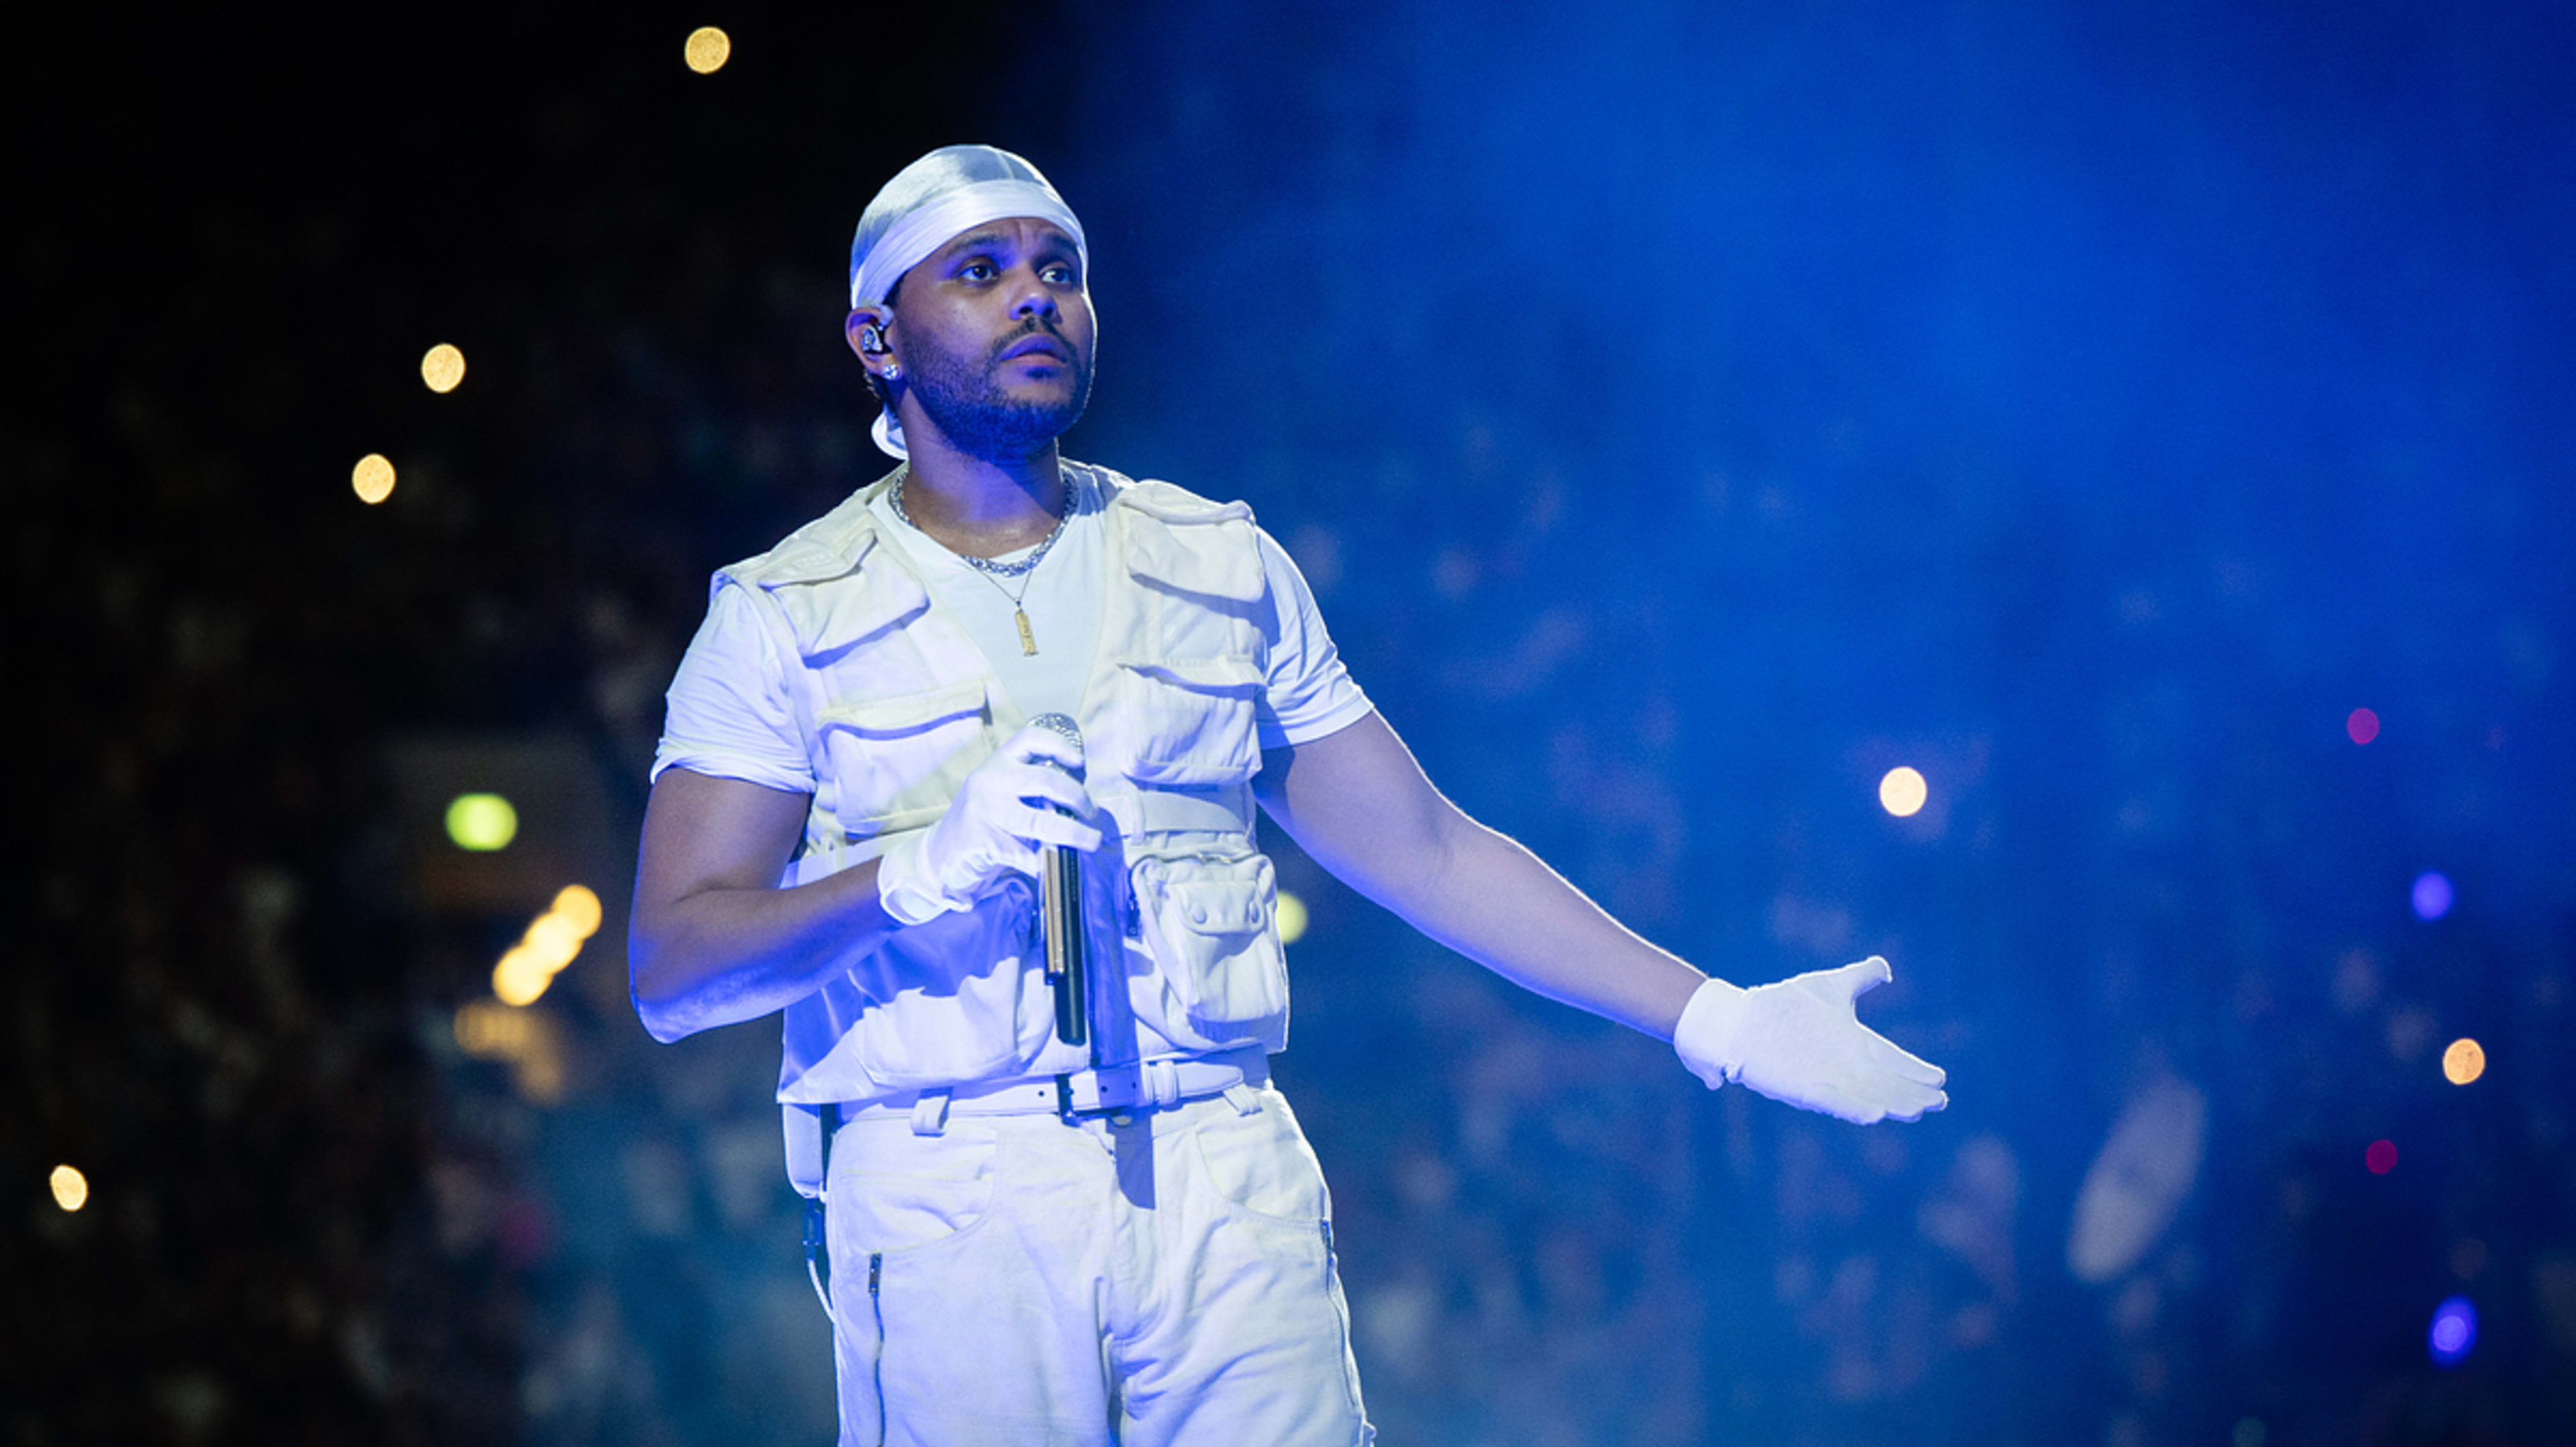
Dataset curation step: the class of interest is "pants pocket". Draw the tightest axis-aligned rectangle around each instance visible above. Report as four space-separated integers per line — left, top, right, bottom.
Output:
828 1119 1001 1255
1186 1088 1331 1230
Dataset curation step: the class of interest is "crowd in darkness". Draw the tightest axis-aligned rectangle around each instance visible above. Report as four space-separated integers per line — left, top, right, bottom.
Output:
12 7 2576 1446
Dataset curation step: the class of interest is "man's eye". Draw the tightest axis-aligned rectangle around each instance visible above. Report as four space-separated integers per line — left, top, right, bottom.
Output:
961 261 996 281
1043 265 1076 284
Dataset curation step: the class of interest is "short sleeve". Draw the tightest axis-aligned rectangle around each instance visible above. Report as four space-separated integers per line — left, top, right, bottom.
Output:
1253 527 1373 749
651 581 818 794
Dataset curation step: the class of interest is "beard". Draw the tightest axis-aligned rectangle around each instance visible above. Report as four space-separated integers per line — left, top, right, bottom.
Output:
904 325 1093 464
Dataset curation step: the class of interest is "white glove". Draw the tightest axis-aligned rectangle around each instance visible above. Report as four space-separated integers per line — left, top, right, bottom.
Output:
874 722 1104 926
1673 956 1948 1124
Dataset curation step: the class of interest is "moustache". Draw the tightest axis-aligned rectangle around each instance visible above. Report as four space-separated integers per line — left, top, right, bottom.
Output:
990 321 1078 365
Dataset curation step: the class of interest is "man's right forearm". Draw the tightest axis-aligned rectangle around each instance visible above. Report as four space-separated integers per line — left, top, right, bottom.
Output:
629 858 898 1042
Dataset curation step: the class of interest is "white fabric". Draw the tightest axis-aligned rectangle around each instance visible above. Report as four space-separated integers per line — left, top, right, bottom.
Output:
866 474 1106 724
873 720 1103 926
651 463 1372 1102
836 1044 1270 1122
653 489 1368 791
850 178 1085 311
1672 956 1950 1124
826 1085 1373 1445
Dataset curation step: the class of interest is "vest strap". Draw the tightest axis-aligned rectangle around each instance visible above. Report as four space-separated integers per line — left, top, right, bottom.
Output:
1114 782 1256 839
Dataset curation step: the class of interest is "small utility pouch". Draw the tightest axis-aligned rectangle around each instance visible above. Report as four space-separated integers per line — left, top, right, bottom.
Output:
1131 849 1288 1032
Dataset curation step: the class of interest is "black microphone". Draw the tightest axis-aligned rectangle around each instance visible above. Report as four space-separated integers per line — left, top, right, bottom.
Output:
1027 713 1088 1049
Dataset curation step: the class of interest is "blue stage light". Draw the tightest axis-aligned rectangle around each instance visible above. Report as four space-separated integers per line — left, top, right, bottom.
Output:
2428 1296 2477 1366
2412 872 2454 922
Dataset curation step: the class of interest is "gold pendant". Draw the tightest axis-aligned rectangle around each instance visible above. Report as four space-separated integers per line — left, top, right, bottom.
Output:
1014 607 1037 655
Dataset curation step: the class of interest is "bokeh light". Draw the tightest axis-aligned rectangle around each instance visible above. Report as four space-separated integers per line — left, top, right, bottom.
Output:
493 945 551 1007
2412 871 2454 921
420 343 466 393
454 1001 534 1055
2443 1038 2485 1085
1276 889 1309 945
49 1164 89 1212
444 793 518 851
453 1001 566 1104
524 912 584 961
2232 1419 2267 1447
351 453 396 504
1878 765 1928 818
490 884 606 1006
684 26 731 73
2366 1138 2398 1175
551 883 604 937
2347 708 2379 745
2428 1296 2477 1366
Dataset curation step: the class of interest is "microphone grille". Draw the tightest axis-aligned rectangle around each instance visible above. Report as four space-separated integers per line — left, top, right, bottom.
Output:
1029 712 1083 747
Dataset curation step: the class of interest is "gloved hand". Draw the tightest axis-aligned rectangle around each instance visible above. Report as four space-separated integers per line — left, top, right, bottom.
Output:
874 722 1104 926
1673 956 1948 1124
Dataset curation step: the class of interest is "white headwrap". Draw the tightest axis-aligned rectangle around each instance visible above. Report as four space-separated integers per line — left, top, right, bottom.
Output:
848 145 1088 458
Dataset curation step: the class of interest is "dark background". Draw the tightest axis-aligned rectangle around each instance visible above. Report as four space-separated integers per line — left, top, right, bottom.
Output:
9 3 2573 1443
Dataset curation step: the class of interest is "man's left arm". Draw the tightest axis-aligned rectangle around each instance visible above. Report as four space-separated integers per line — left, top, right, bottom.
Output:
1254 710 1948 1123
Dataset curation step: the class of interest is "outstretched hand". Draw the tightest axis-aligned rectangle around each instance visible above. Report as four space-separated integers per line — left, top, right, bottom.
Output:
1672 956 1948 1124
875 722 1105 926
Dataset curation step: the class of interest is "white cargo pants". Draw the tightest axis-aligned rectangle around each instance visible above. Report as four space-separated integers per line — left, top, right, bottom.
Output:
826 1083 1374 1446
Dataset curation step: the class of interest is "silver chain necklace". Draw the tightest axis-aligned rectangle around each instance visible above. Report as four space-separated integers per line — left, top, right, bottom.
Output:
888 466 1075 655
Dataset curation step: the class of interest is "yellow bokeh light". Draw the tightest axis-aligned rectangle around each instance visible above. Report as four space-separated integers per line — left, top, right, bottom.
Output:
1276 890 1309 945
455 1001 530 1055
684 25 731 73
454 1002 564 1103
551 884 604 939
493 945 553 1007
523 914 584 970
421 343 466 394
352 453 396 504
50 1164 89 1212
445 793 519 851
486 886 605 1006
2443 1037 2486 1086
1879 765 1929 818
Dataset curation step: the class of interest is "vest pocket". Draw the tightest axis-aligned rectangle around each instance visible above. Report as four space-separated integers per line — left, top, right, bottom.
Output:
1112 657 1263 788
1132 849 1288 1034
816 680 991 837
846 881 1044 1089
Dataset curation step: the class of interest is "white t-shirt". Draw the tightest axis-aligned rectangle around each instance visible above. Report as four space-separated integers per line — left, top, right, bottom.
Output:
652 469 1372 794
866 472 1108 729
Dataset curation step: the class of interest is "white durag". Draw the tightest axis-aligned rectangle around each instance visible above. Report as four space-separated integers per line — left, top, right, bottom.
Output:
848 145 1088 459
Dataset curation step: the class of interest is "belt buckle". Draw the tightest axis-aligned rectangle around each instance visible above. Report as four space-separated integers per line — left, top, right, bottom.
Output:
1057 1063 1155 1120
1046 1053 1256 1124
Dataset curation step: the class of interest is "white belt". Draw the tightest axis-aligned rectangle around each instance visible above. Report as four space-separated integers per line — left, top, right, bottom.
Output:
839 1046 1271 1135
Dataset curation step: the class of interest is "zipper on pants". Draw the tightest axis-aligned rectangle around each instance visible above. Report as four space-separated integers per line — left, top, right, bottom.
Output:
1319 1221 1369 1426
869 1252 886 1447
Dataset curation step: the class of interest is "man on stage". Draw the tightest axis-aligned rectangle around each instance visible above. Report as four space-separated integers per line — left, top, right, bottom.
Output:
629 144 1947 1446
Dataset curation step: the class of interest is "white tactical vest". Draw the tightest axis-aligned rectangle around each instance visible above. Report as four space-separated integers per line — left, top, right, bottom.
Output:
714 462 1293 1109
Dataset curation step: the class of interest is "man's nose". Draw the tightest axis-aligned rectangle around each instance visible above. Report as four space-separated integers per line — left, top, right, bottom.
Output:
1009 270 1060 321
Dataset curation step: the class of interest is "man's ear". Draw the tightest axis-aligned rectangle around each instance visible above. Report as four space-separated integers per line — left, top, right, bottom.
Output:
845 306 894 364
